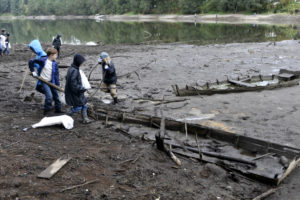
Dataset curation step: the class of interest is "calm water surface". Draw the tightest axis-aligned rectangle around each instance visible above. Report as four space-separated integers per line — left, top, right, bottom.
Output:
0 19 299 45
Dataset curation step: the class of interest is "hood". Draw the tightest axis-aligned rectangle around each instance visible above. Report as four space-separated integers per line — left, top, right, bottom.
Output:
72 54 86 67
29 39 46 57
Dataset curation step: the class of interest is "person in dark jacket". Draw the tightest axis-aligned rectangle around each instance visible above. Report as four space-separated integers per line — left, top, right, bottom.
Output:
52 34 62 58
65 54 91 124
98 52 118 104
28 46 62 115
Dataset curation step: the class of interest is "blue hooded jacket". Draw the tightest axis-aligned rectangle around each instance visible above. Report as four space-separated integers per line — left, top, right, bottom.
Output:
29 39 46 58
28 40 59 94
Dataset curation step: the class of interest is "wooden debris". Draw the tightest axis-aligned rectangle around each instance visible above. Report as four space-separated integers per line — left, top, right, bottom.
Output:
195 133 203 160
252 153 275 161
155 114 181 166
60 179 99 192
89 105 300 184
173 73 300 96
252 187 280 200
38 156 71 179
18 67 29 93
228 79 255 87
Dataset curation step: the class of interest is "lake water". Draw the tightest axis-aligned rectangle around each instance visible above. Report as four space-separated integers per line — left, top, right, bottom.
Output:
0 19 299 45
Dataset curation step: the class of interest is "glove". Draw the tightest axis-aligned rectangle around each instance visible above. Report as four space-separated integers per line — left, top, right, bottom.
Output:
104 65 109 70
32 71 38 77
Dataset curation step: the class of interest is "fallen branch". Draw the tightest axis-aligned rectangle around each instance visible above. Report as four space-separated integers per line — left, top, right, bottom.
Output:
252 187 280 200
155 114 181 166
195 133 203 160
133 97 189 105
18 67 29 93
60 179 99 192
134 71 141 80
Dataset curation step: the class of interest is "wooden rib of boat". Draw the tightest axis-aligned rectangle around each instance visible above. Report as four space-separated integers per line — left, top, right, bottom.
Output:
88 105 300 185
172 73 300 96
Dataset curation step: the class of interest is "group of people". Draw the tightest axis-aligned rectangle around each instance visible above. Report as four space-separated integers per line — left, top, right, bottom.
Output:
0 29 10 56
28 39 118 124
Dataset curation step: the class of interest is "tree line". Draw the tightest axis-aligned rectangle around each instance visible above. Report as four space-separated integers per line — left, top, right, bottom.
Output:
0 0 299 16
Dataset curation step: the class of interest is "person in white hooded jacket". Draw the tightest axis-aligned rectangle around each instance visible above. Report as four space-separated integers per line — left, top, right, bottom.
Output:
0 33 6 56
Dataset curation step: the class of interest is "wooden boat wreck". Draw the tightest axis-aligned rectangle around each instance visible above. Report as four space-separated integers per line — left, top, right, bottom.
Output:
172 72 300 96
88 105 300 185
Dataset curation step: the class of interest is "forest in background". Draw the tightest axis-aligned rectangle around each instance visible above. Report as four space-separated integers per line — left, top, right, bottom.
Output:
0 0 299 16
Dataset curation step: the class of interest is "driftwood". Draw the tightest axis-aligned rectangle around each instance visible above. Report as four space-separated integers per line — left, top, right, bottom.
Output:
60 179 99 192
155 114 181 166
252 187 280 200
134 97 189 105
167 142 256 166
172 74 300 96
18 67 29 93
228 79 255 87
38 156 71 179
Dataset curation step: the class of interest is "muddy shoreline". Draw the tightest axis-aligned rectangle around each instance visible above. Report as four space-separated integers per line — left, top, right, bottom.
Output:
1 14 300 25
1 41 300 199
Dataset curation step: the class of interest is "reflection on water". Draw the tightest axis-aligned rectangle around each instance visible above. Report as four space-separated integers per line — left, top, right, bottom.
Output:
0 19 299 45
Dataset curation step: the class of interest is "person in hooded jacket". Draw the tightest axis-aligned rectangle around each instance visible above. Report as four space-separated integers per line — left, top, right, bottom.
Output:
28 42 62 115
65 54 92 124
0 30 6 56
52 34 62 58
98 52 118 104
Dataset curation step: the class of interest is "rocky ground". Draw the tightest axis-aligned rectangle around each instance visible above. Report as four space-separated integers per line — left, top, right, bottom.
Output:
0 40 300 199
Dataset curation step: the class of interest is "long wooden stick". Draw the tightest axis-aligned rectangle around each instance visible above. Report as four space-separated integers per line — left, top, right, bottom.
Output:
60 179 99 192
35 76 64 92
195 133 203 160
252 187 280 200
18 67 29 93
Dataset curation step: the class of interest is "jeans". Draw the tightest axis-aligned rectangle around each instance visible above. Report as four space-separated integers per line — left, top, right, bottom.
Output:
3 43 9 54
71 104 88 113
42 82 61 111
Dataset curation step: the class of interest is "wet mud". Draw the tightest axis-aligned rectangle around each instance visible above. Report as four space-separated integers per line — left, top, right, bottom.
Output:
1 40 300 199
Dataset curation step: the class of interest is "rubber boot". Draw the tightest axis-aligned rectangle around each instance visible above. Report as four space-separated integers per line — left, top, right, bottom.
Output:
113 97 118 105
81 109 92 124
66 109 74 116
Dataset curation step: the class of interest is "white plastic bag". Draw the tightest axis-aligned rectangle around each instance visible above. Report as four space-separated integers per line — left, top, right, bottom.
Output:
80 70 91 90
32 115 74 129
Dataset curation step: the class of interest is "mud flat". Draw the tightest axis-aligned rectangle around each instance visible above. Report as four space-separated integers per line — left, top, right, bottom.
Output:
0 40 300 199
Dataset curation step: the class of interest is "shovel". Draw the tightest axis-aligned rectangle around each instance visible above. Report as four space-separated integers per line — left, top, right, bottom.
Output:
34 76 66 104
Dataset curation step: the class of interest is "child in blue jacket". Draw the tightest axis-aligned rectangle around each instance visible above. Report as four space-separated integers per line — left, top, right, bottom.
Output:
28 41 62 115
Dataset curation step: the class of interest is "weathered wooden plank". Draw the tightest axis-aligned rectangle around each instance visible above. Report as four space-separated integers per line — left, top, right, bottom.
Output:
38 156 71 179
228 79 255 87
